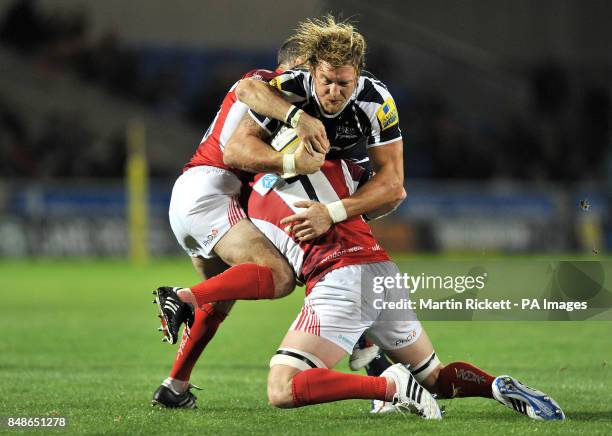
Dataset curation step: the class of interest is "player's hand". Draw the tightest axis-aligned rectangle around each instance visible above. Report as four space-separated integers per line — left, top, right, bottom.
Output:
280 200 333 241
295 113 329 155
294 143 324 175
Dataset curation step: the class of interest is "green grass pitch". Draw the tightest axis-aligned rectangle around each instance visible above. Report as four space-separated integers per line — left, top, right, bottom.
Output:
1 258 610 435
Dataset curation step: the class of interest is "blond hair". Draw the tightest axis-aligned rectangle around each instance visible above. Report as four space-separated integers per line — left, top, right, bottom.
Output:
295 14 366 74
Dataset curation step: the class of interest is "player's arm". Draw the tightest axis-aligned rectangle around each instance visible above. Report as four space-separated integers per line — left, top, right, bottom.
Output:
235 78 329 154
343 139 406 218
281 140 406 241
224 113 323 175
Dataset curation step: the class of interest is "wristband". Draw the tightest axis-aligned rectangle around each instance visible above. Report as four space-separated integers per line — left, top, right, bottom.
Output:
289 109 304 129
282 153 297 178
285 105 300 124
326 200 348 224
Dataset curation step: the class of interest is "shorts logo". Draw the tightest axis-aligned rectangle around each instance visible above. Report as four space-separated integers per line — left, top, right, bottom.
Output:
337 334 353 348
376 98 398 131
394 329 417 346
203 228 219 247
456 368 485 384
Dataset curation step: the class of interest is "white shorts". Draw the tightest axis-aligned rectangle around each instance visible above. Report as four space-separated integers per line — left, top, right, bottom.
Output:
168 166 246 258
289 261 422 354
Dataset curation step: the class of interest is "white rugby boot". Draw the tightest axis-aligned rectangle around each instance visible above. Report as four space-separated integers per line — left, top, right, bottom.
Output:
381 363 442 419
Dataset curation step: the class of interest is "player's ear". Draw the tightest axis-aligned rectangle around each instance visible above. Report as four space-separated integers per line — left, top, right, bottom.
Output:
310 63 318 79
352 67 359 86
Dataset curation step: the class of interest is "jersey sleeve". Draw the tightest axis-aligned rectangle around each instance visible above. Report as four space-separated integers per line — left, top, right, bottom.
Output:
248 70 309 134
340 160 372 195
357 78 402 148
241 68 274 81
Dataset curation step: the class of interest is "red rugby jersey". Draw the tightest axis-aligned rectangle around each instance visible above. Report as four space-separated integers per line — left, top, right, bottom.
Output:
183 69 280 177
248 160 390 293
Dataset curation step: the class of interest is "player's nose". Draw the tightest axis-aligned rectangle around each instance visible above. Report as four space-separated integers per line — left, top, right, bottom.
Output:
329 84 342 97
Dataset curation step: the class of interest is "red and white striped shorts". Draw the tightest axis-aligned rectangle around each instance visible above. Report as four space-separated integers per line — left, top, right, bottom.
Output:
290 262 423 354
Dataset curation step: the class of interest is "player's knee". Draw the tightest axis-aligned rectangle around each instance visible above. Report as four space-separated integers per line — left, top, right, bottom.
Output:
267 368 295 408
269 262 296 298
267 381 293 408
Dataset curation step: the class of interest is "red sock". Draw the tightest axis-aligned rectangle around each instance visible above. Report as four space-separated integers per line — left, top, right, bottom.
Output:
435 361 495 399
291 368 388 407
169 303 227 381
189 264 275 306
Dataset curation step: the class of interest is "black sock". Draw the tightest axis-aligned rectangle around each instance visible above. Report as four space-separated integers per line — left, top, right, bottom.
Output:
365 352 393 376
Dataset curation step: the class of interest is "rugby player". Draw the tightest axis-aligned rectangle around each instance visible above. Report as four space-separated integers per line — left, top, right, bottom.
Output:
248 160 564 420
161 15 406 310
152 15 409 408
227 15 406 242
151 37 326 408
231 13 403 394
217 16 564 419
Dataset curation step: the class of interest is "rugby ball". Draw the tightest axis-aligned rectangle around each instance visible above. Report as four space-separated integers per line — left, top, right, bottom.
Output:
270 125 300 154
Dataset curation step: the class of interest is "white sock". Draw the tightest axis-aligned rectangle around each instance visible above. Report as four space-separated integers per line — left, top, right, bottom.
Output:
162 377 189 394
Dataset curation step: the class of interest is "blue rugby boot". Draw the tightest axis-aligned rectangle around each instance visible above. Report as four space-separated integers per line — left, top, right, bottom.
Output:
492 375 565 420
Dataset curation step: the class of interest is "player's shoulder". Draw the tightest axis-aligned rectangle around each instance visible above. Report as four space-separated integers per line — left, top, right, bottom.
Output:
355 70 393 104
354 71 399 131
242 68 277 81
271 68 308 85
269 68 309 99
277 67 309 79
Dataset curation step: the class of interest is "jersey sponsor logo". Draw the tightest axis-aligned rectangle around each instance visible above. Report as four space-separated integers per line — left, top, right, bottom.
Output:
262 173 280 189
335 125 358 140
253 173 281 196
317 243 383 266
269 78 282 90
376 98 398 131
318 246 365 265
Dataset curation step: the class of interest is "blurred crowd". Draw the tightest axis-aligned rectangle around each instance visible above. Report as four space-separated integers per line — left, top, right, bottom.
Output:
0 98 126 178
401 61 611 182
0 0 610 182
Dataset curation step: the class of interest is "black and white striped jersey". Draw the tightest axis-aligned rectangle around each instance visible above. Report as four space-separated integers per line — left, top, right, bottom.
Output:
248 69 402 168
